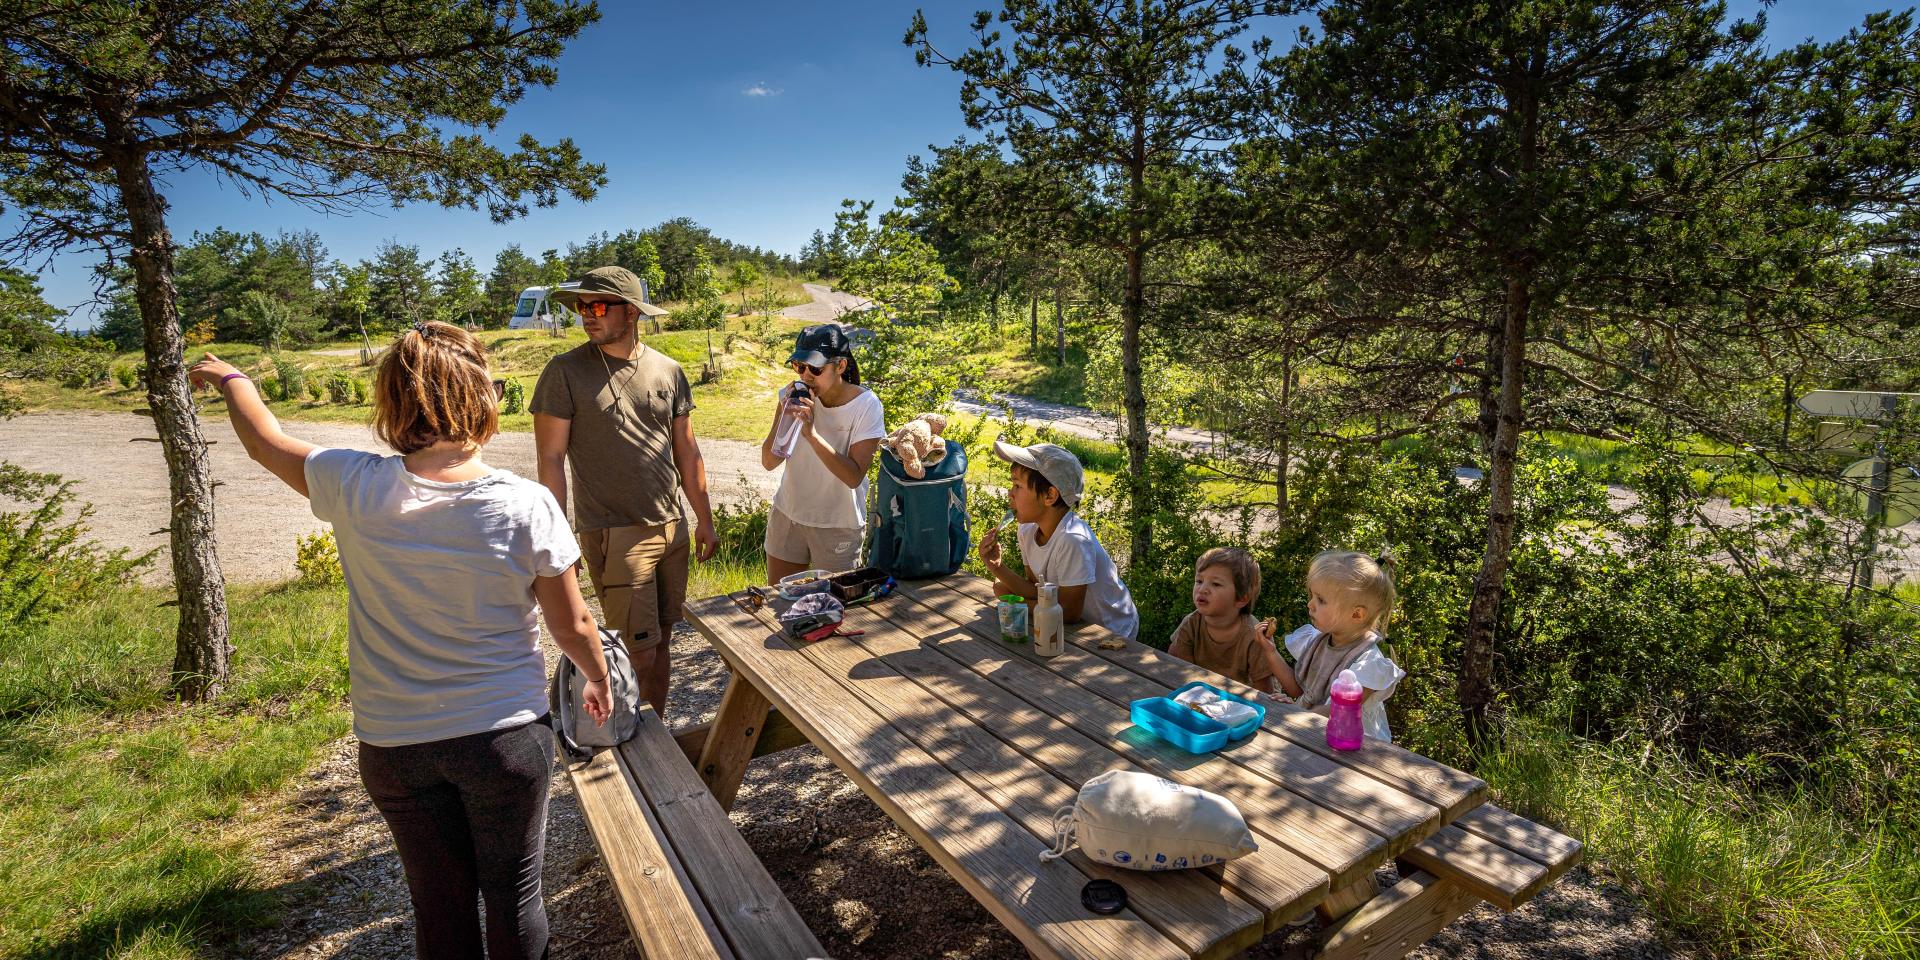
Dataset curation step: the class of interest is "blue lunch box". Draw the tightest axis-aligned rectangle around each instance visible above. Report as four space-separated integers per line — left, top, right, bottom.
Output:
1129 681 1267 753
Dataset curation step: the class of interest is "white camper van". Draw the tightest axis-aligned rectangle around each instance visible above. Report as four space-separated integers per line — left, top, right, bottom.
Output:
506 283 580 333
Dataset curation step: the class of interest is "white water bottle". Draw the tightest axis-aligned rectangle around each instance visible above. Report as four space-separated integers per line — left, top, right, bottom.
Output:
771 381 809 459
1033 582 1065 658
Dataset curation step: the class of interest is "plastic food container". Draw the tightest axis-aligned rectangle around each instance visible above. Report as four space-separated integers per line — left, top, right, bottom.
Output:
1129 681 1267 753
776 569 835 600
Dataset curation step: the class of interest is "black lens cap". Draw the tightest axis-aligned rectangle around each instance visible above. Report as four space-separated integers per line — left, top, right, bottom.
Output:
1081 878 1127 915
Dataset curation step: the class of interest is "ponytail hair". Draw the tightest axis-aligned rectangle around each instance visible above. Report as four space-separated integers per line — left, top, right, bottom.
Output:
1307 549 1399 636
840 352 861 385
372 321 499 454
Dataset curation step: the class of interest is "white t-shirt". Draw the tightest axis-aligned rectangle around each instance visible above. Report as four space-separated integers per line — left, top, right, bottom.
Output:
306 448 581 747
772 386 887 529
1018 511 1139 640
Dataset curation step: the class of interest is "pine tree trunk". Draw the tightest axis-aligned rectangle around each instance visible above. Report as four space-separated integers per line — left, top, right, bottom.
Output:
1459 276 1529 749
1029 296 1038 354
106 131 233 702
1054 282 1066 366
1122 131 1152 573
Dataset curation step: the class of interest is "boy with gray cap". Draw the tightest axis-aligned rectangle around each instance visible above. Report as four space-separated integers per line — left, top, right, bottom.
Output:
978 441 1139 639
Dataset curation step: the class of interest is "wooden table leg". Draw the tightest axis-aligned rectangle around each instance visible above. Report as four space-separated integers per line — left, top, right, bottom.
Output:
1315 872 1381 925
696 670 773 811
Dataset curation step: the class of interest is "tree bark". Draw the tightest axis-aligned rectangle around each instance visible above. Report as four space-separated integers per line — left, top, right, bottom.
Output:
1029 295 1038 354
1121 122 1153 572
104 124 233 702
1458 275 1529 749
1054 281 1066 366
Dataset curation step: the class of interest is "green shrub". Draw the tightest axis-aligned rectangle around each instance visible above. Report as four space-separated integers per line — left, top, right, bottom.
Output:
305 379 323 402
502 378 525 415
112 364 136 389
324 372 354 405
0 464 153 633
272 357 306 400
350 376 368 404
294 529 343 586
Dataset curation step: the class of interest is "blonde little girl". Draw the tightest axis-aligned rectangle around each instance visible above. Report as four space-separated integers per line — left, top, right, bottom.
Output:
1264 551 1406 742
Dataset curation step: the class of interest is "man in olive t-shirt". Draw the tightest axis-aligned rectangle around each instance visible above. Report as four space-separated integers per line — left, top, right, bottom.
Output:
531 266 719 717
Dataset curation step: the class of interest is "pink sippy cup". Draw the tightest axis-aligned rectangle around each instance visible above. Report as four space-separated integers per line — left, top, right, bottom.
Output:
1326 669 1365 751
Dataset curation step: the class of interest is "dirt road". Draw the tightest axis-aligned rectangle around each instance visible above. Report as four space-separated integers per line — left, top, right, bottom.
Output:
781 282 873 323
0 411 777 583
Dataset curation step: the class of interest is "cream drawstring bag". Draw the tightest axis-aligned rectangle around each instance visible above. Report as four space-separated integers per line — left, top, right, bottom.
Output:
1040 770 1258 871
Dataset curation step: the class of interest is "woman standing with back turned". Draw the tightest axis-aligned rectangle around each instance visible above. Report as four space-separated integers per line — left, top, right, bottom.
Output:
189 322 610 960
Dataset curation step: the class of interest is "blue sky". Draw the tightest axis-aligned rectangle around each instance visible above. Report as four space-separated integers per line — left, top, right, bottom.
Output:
18 0 1905 330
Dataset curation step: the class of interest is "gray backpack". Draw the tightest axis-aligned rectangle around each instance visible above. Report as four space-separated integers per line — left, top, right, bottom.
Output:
550 628 644 761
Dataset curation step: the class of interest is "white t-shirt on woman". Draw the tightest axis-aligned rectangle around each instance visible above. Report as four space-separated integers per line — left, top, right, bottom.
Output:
771 386 887 529
305 448 580 747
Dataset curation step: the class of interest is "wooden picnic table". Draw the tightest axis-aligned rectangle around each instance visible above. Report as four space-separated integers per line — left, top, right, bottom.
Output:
683 571 1564 960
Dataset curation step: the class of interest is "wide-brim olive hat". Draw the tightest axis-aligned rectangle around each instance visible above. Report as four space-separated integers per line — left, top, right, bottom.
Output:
552 266 662 315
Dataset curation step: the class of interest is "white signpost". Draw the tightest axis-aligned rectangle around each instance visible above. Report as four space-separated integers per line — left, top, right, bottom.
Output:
1801 389 1917 591
1796 390 1917 419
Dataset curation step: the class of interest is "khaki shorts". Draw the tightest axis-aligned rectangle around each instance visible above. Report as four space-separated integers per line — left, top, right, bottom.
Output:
763 508 863 571
580 519 689 655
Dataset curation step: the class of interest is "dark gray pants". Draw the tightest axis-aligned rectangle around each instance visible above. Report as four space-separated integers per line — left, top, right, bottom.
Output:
358 716 554 960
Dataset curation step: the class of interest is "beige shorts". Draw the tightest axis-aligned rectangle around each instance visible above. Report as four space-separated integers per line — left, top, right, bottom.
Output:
580 519 688 655
763 508 863 571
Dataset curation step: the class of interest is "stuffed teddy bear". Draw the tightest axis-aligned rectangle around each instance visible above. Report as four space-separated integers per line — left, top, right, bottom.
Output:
884 413 949 478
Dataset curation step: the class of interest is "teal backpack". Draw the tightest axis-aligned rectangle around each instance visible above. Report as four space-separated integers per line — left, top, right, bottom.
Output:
870 444 969 579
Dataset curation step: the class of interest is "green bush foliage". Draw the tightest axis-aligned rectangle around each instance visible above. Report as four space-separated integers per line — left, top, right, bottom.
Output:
324 372 354 405
501 378 525 415
293 529 343 586
111 364 136 389
0 464 153 634
271 357 306 400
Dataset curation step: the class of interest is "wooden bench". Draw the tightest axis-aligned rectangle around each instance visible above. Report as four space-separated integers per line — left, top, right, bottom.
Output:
1319 804 1582 959
567 705 824 959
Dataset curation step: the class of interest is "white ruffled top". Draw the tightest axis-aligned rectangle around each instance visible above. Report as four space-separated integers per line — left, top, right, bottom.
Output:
1284 624 1406 743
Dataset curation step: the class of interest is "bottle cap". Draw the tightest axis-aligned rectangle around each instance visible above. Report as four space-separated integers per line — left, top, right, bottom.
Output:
1331 668 1363 699
1081 878 1127 914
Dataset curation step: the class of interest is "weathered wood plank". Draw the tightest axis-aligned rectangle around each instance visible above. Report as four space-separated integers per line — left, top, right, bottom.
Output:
853 596 1331 931
685 595 1187 960
1452 803 1584 879
1397 824 1542 912
792 600 1267 960
860 595 1328 925
1402 806 1582 910
929 576 1486 821
866 588 1387 891
566 749 733 960
1319 870 1481 960
616 711 826 960
695 671 773 811
672 708 808 767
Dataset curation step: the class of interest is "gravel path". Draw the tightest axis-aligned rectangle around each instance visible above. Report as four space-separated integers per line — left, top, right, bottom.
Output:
782 283 874 323
0 411 778 584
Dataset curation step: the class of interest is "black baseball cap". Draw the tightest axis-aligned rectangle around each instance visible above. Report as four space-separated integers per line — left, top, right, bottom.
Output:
788 324 853 368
